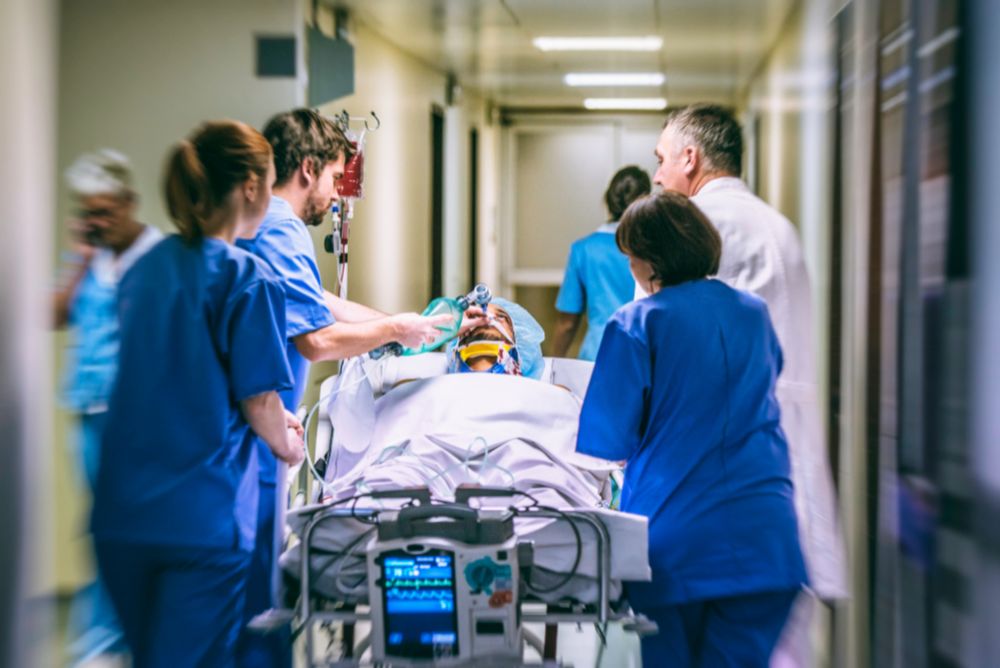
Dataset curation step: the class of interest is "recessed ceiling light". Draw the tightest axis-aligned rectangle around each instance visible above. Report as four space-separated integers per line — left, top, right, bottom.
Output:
583 98 668 111
533 36 663 52
565 73 666 87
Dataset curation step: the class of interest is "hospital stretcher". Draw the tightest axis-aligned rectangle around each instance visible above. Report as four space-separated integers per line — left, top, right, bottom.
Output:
274 355 655 666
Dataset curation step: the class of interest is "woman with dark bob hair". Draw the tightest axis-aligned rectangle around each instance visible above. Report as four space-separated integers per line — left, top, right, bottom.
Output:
576 191 807 667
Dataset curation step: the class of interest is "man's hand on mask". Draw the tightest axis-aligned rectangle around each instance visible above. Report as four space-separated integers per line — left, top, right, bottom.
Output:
458 306 489 336
390 312 454 349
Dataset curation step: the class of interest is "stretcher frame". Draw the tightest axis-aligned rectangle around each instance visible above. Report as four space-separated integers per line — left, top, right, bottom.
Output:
289 503 653 668
276 361 654 666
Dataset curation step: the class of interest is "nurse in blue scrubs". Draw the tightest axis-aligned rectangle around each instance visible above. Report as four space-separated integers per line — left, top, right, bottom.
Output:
552 166 650 360
91 120 305 668
577 192 807 667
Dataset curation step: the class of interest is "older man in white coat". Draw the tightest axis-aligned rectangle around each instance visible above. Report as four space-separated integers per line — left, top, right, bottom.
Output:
641 104 848 667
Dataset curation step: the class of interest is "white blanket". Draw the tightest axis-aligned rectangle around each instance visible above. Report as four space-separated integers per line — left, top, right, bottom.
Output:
323 373 617 508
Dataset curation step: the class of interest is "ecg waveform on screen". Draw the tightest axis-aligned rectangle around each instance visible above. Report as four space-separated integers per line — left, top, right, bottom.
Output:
385 588 454 601
384 578 453 589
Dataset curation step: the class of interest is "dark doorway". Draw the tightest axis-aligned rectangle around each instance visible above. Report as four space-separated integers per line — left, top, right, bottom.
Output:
468 128 479 283
430 106 445 300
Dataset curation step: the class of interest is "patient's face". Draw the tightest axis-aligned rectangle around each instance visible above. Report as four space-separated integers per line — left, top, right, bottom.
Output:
461 304 515 345
455 304 519 373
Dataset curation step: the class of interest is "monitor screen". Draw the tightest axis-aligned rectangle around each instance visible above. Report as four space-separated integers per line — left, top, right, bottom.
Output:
381 550 459 659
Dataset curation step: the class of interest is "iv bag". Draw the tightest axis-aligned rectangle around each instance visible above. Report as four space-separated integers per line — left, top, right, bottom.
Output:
337 131 365 200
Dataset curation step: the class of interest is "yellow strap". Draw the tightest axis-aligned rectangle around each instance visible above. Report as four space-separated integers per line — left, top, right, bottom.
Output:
458 341 509 362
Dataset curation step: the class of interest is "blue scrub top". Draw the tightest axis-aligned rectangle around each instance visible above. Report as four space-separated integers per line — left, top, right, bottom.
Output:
61 266 119 414
92 235 293 551
61 227 162 414
555 224 634 361
237 196 335 483
577 279 807 607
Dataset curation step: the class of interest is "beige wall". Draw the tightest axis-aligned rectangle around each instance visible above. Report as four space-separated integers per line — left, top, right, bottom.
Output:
53 0 303 592
57 0 304 233
741 0 837 470
741 0 838 384
53 1 500 587
742 1 878 666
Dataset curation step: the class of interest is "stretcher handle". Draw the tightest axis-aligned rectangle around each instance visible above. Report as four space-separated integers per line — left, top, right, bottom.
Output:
396 504 478 539
368 486 432 505
271 460 289 608
454 485 519 505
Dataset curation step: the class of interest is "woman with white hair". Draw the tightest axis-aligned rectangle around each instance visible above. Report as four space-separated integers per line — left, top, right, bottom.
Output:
53 149 162 667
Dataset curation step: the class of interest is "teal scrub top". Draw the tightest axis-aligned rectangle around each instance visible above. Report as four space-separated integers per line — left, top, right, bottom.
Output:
555 224 634 361
92 235 293 551
576 279 807 607
61 265 118 414
61 227 162 414
237 196 335 483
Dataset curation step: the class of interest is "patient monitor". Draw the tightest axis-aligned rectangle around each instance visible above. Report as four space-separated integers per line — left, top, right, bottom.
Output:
369 500 523 664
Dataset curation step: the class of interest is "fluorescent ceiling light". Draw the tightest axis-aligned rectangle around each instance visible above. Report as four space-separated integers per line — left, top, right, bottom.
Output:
565 72 666 87
583 98 668 111
533 36 663 52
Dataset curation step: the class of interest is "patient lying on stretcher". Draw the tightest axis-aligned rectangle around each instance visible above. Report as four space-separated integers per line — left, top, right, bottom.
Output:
319 297 614 508
283 300 647 604
281 300 649 602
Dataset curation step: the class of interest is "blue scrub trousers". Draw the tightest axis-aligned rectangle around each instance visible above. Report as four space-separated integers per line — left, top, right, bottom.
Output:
637 589 799 668
236 481 292 668
95 540 251 668
68 412 126 665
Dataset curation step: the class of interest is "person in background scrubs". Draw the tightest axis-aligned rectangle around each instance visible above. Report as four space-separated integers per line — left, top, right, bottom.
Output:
648 104 847 666
52 149 161 668
91 120 304 668
234 108 455 668
577 192 807 668
551 165 650 360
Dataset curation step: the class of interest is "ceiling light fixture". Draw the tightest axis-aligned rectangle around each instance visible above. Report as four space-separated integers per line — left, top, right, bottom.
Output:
565 72 666 87
533 36 663 52
583 97 668 111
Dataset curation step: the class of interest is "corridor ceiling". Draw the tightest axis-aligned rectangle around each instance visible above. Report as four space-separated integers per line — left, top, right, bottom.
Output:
323 0 799 108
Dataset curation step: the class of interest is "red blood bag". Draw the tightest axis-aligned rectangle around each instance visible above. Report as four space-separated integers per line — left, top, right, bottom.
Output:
337 134 365 200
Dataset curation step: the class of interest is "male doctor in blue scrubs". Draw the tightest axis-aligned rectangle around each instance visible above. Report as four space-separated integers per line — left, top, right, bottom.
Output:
235 109 455 667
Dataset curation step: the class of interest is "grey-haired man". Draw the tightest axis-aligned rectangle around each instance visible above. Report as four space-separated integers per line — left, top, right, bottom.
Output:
54 149 162 667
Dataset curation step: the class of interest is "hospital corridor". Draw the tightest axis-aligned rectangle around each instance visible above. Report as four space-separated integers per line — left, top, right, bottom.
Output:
2 0 999 666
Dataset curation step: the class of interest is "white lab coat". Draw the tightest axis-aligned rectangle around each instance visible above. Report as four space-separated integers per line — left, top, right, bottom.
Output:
637 177 848 601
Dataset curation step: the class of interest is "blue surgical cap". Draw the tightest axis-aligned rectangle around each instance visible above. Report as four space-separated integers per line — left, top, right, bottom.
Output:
491 297 545 380
446 296 546 380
